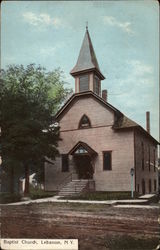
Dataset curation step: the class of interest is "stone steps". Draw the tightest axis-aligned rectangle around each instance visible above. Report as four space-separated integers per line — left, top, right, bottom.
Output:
58 180 90 197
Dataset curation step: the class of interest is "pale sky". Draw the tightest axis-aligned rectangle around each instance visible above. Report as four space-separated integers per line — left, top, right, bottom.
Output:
1 1 159 141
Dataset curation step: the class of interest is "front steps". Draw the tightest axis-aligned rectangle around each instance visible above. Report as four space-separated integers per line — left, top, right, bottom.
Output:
58 179 93 197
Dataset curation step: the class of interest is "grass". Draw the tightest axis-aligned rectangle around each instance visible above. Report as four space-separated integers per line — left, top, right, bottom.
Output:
104 235 159 250
63 191 139 201
0 186 57 204
0 192 21 204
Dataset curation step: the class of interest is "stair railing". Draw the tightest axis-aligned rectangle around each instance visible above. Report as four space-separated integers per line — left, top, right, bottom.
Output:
74 179 90 194
57 173 73 192
76 179 95 194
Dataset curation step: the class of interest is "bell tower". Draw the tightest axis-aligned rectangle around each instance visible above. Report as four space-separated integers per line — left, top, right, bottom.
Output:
70 27 105 96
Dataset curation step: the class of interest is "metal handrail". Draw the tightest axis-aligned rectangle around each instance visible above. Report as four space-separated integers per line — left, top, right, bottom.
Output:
57 173 73 191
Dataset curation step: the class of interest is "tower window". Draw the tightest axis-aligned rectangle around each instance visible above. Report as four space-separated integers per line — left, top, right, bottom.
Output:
93 75 100 95
79 115 91 129
103 151 112 171
79 75 89 92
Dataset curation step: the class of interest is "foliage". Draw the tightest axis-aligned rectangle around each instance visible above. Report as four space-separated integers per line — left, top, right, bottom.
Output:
0 64 72 194
29 185 57 200
63 191 139 200
0 192 21 204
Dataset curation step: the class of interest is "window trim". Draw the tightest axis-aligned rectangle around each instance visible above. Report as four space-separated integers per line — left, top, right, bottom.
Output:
103 151 112 171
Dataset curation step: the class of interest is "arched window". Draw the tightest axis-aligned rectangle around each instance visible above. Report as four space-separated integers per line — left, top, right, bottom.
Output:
79 115 91 129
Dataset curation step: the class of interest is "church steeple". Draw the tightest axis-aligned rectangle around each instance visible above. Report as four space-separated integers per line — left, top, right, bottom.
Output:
70 28 105 96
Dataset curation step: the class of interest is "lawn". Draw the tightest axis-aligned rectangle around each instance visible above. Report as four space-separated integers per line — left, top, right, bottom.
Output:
62 191 139 200
0 186 57 204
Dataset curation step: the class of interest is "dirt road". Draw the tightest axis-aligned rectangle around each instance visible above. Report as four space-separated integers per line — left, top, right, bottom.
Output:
0 202 159 250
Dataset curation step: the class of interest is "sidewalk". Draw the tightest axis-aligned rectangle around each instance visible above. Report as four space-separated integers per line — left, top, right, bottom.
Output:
1 195 155 207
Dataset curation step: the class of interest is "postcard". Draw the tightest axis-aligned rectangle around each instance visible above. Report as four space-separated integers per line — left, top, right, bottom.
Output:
0 1 159 250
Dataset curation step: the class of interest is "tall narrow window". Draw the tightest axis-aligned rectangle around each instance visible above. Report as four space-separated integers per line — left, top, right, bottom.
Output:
79 75 89 92
79 115 91 129
154 179 157 192
142 179 145 194
148 146 150 172
153 149 156 172
93 75 100 95
103 151 112 171
149 179 151 193
141 142 144 171
62 154 69 172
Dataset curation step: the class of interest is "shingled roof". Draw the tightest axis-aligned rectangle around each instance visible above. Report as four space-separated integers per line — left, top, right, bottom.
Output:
70 28 105 80
113 115 139 129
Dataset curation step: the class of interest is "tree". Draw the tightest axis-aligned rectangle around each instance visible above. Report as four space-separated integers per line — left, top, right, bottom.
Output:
0 64 72 195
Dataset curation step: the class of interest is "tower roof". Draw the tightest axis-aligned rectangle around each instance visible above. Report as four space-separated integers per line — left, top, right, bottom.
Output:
70 28 105 79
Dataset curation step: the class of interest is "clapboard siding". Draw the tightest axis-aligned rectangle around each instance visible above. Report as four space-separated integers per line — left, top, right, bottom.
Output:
45 97 135 192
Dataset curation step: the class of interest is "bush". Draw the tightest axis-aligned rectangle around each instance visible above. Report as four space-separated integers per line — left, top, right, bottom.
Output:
0 192 21 204
29 185 57 200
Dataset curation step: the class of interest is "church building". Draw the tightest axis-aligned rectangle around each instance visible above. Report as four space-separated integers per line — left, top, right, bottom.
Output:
45 28 159 195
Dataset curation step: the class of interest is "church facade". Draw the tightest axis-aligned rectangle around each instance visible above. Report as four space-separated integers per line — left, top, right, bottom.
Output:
45 28 159 195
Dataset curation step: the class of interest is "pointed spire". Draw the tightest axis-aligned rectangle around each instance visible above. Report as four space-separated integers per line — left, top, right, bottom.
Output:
70 28 105 80
86 21 88 30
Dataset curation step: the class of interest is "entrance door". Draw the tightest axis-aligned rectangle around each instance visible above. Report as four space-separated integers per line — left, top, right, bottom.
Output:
74 155 94 179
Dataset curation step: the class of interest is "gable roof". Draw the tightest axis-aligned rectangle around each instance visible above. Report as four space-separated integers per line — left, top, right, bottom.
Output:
55 91 122 120
55 91 159 145
70 29 105 80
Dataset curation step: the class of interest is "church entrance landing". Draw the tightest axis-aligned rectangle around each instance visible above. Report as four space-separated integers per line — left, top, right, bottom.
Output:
68 141 97 180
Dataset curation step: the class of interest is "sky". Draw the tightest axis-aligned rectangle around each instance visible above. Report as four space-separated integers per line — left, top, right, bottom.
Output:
1 0 159 141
